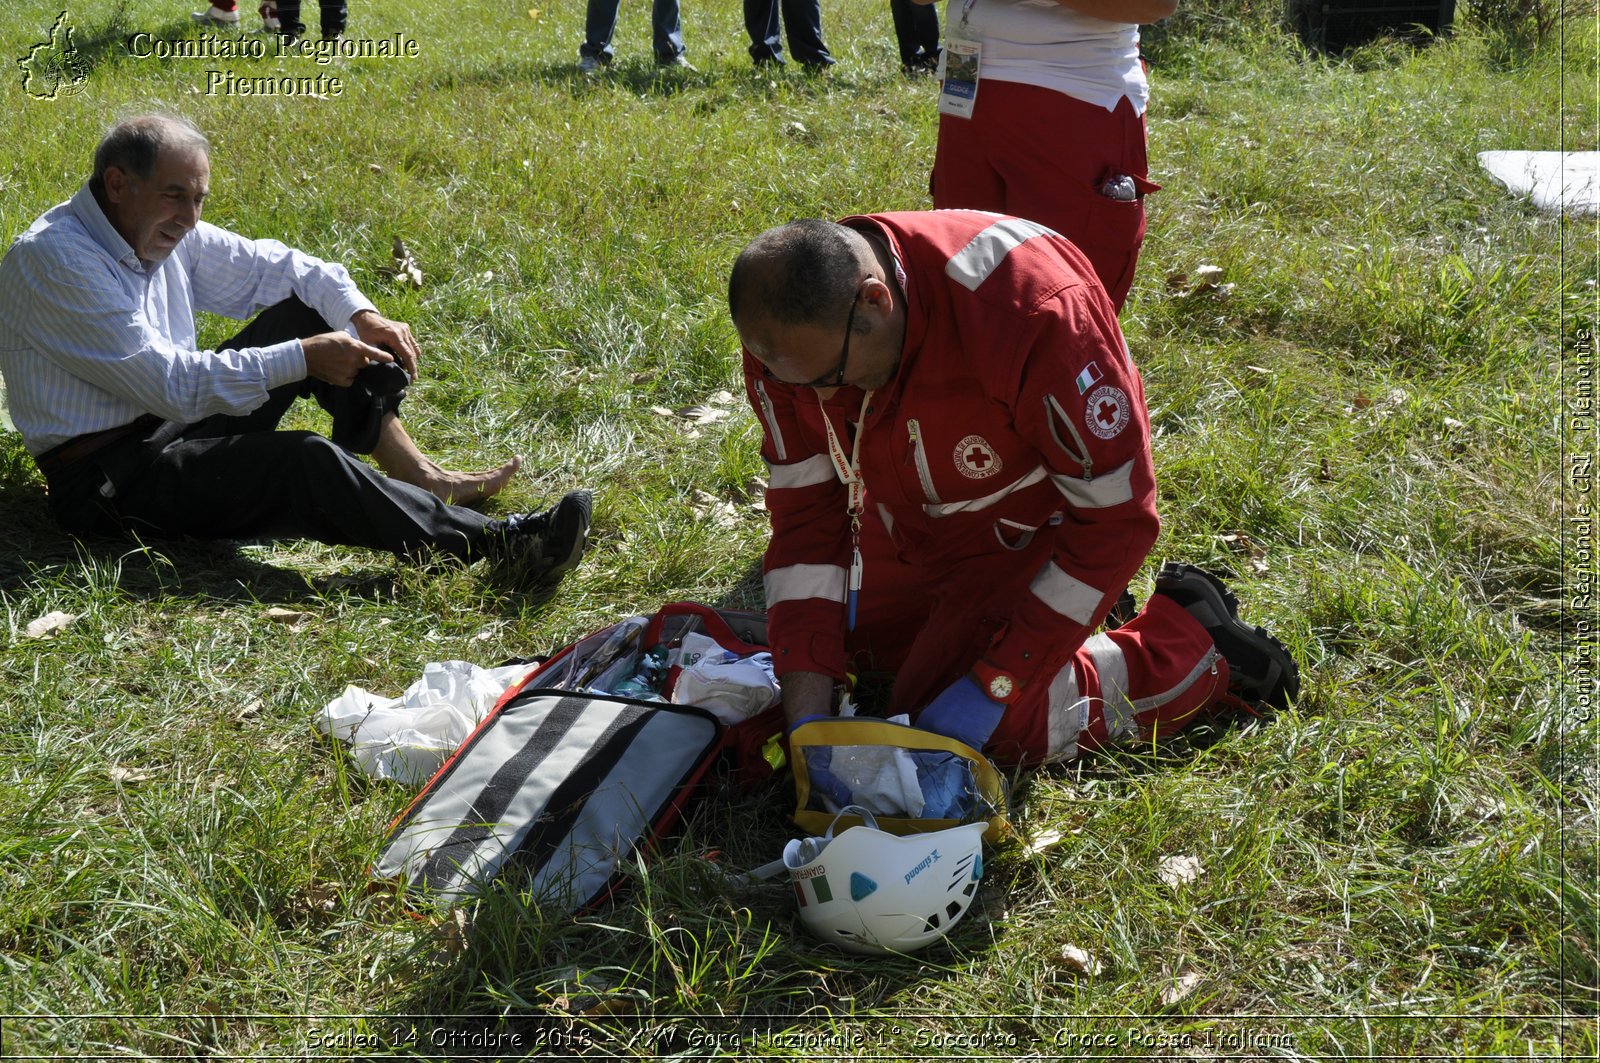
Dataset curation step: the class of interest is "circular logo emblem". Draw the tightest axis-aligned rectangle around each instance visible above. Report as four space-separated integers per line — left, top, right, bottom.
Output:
953 435 1002 480
1084 385 1131 440
986 674 1015 700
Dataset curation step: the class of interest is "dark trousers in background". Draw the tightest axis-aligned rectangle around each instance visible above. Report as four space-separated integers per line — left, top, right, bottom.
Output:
42 298 491 560
743 0 833 66
277 0 347 38
888 0 939 70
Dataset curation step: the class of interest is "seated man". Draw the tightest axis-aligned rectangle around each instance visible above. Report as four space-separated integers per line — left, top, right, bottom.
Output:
729 212 1299 765
0 114 590 582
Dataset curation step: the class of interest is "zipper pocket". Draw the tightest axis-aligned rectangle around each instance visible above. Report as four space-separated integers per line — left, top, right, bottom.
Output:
1044 394 1093 480
906 419 942 504
754 379 787 462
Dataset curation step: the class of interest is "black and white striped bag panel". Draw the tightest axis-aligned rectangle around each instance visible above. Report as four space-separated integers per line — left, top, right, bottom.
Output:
373 692 720 909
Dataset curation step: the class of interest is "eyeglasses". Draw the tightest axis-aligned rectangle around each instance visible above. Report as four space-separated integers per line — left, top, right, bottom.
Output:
797 287 862 389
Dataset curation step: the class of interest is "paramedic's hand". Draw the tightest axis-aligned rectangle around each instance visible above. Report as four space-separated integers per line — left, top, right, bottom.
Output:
917 675 1006 751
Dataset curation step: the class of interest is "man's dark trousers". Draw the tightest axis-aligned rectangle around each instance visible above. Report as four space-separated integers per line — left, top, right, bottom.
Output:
743 0 832 66
41 298 491 558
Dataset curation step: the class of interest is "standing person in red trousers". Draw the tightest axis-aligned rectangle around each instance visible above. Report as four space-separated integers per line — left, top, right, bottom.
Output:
923 0 1179 311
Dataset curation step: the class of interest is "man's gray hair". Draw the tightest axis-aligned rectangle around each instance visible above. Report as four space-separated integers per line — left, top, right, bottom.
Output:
89 114 209 194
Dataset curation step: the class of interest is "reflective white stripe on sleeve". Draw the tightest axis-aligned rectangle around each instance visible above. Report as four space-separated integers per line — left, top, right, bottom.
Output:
1050 459 1135 509
766 454 835 491
924 465 1050 517
764 563 848 608
944 217 1058 292
1028 562 1105 625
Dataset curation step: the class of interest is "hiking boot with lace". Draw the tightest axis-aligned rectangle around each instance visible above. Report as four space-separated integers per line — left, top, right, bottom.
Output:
485 489 592 585
1153 562 1299 711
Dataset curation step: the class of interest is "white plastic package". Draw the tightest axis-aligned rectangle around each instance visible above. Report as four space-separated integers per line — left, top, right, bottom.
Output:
317 660 534 784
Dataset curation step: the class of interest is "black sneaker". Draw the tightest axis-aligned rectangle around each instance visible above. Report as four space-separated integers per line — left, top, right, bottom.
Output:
485 490 592 585
1153 562 1299 710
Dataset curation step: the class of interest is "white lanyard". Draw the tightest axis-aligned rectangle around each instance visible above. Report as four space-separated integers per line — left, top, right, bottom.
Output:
819 389 874 629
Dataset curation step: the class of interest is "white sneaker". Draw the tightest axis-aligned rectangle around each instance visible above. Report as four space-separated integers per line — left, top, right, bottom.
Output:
191 4 243 24
577 54 605 74
258 1 280 31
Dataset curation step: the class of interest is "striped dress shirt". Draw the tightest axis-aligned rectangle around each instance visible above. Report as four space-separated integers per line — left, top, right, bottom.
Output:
0 183 375 455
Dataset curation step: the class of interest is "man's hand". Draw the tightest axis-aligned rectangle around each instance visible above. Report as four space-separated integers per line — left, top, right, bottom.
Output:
351 309 420 380
302 331 396 387
916 675 1006 751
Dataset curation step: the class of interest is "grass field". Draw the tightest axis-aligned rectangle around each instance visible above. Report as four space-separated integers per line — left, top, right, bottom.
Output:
0 0 1595 1058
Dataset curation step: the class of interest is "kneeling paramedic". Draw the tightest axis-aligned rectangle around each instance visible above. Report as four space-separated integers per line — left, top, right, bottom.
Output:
729 212 1299 768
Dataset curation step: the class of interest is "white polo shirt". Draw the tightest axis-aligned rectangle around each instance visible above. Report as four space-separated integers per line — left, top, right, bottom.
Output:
946 0 1148 114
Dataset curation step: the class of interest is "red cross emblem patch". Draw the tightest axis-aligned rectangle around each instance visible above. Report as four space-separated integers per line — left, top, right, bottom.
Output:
954 434 1002 479
1084 384 1130 440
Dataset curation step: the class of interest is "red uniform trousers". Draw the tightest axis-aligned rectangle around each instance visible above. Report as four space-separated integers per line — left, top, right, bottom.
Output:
844 511 1226 768
931 81 1153 311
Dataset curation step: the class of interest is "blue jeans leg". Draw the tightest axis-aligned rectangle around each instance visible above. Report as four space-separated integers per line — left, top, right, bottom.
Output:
651 0 685 60
581 0 621 60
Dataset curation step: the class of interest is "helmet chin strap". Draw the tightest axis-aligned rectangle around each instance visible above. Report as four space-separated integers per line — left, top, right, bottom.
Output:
726 805 884 885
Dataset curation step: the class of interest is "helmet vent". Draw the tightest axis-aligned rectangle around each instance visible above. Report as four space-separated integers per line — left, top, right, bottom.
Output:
945 901 963 920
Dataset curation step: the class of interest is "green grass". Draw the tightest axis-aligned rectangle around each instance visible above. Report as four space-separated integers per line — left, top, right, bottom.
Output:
1 0 1595 1057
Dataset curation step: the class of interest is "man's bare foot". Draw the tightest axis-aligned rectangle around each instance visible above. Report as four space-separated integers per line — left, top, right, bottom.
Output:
406 454 523 507
368 414 521 506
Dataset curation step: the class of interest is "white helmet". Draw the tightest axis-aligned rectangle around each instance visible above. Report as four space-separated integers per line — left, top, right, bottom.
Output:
783 808 987 955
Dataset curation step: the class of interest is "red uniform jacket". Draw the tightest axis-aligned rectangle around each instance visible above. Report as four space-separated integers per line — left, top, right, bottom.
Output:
744 210 1159 702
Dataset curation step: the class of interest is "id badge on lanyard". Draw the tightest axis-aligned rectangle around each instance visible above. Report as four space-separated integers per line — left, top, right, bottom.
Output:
820 390 874 631
938 0 981 119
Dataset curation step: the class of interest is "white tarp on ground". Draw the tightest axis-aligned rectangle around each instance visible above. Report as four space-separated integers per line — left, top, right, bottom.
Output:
1478 151 1600 214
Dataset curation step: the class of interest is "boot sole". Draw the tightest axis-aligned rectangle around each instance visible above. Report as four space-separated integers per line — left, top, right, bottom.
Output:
1155 562 1300 709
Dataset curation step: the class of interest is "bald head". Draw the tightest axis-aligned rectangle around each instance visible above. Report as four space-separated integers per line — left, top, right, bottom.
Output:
90 114 210 197
728 219 871 331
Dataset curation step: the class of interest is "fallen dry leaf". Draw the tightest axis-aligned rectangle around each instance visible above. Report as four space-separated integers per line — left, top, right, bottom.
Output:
675 404 728 424
263 608 311 624
1055 944 1104 976
1352 393 1373 410
235 698 264 721
1158 853 1203 889
24 610 78 639
1159 966 1203 1006
386 237 425 289
438 908 471 957
108 766 154 784
1024 829 1065 855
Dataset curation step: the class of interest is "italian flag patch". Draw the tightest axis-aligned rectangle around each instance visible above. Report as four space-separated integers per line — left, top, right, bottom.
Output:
1075 362 1103 394
793 873 833 907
